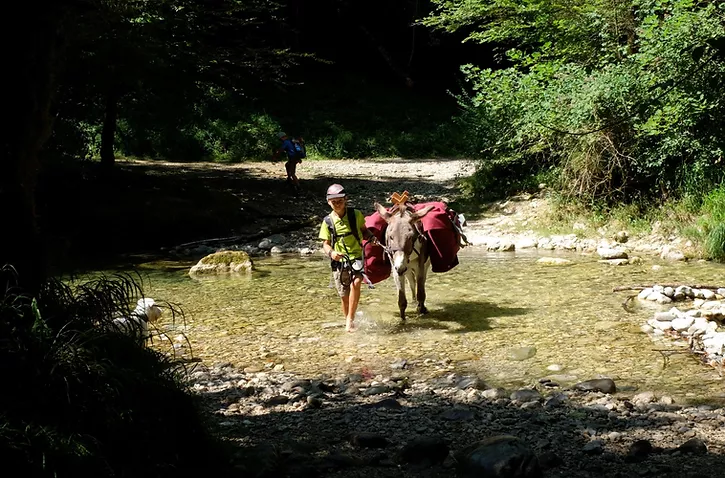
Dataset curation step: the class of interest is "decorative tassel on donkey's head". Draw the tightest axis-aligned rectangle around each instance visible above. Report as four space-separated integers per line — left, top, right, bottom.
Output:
389 190 412 213
390 190 410 206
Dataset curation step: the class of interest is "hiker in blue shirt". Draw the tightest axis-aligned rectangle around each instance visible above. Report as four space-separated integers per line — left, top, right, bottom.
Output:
273 132 305 191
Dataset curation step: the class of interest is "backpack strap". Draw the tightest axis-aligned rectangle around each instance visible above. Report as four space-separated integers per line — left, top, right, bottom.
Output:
326 209 361 248
325 209 374 288
348 208 360 244
324 214 337 248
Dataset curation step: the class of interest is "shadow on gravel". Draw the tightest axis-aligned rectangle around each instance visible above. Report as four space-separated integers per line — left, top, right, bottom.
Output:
197 379 725 478
40 160 461 274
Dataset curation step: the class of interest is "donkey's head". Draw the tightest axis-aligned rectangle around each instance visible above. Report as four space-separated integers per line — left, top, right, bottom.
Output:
375 202 434 275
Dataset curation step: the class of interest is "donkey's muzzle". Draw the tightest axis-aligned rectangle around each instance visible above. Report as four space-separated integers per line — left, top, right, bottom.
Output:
390 250 408 275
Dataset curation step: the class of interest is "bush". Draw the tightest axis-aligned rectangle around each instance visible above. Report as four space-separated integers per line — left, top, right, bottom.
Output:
0 268 233 478
430 0 725 204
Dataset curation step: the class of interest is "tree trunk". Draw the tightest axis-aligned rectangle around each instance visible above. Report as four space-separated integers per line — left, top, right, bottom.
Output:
0 4 64 293
100 86 119 169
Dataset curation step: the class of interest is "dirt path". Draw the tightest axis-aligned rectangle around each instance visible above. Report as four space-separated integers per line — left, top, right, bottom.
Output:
123 158 690 262
118 158 477 255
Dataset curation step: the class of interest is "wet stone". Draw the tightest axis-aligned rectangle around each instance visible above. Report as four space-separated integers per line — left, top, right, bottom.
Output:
306 396 322 408
399 436 449 465
281 379 311 392
582 440 604 455
350 432 389 449
511 389 542 402
574 378 617 394
482 388 508 400
263 395 289 407
390 359 407 370
362 398 402 410
456 376 489 390
677 438 707 455
455 435 541 478
625 440 653 462
362 385 390 396
509 346 537 361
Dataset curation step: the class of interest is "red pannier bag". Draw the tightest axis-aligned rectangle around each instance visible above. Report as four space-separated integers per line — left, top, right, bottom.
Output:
363 201 462 283
363 213 390 285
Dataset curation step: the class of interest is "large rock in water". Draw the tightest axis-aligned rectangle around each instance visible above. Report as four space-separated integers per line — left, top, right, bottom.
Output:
573 378 617 394
456 436 541 478
189 250 254 275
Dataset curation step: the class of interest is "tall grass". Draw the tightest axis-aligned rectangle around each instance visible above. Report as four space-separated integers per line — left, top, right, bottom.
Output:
699 185 725 261
0 266 233 478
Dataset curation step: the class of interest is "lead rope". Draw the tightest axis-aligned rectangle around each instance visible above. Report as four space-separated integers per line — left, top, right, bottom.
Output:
330 215 378 290
340 233 377 289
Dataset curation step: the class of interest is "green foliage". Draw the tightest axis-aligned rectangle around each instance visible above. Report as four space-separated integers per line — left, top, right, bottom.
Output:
0 268 232 477
281 75 465 159
706 223 725 261
460 157 554 201
426 0 725 203
46 0 302 164
114 75 466 161
697 185 725 261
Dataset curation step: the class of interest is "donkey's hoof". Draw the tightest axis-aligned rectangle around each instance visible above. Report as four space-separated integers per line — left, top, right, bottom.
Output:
417 306 428 315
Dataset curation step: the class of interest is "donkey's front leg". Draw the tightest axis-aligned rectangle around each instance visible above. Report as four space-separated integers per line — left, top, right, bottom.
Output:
397 273 408 320
416 263 429 315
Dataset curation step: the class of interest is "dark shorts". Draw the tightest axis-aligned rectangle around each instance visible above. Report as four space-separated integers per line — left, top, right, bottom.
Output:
332 260 364 297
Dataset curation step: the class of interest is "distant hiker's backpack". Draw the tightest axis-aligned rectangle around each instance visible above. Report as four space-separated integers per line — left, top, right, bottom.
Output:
291 139 306 160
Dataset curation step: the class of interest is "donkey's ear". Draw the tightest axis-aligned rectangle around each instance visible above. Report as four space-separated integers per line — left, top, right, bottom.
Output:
375 202 392 222
409 205 434 223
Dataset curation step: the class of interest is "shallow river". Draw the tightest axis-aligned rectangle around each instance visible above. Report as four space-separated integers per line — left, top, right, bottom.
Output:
122 249 725 403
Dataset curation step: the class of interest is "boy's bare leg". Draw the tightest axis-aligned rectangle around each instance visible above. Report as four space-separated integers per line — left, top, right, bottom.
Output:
341 295 357 332
341 296 350 318
346 276 362 332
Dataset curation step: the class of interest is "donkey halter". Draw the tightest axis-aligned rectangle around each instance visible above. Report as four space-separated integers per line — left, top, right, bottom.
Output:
383 191 425 260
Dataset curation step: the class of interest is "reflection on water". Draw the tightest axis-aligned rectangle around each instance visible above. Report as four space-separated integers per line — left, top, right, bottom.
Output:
108 250 725 402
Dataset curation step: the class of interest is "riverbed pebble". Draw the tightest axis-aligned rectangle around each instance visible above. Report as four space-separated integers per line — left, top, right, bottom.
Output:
189 363 725 477
641 288 725 368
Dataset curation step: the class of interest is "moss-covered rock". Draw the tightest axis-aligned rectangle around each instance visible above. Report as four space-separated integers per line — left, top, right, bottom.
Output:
189 250 254 275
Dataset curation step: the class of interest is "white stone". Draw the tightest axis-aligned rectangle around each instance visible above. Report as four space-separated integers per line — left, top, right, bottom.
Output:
671 317 695 331
701 300 722 310
597 247 628 260
652 321 673 331
660 246 686 261
516 238 538 249
654 311 676 322
692 317 711 334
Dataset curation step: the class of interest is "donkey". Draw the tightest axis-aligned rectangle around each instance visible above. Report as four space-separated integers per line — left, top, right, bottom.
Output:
375 202 435 320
